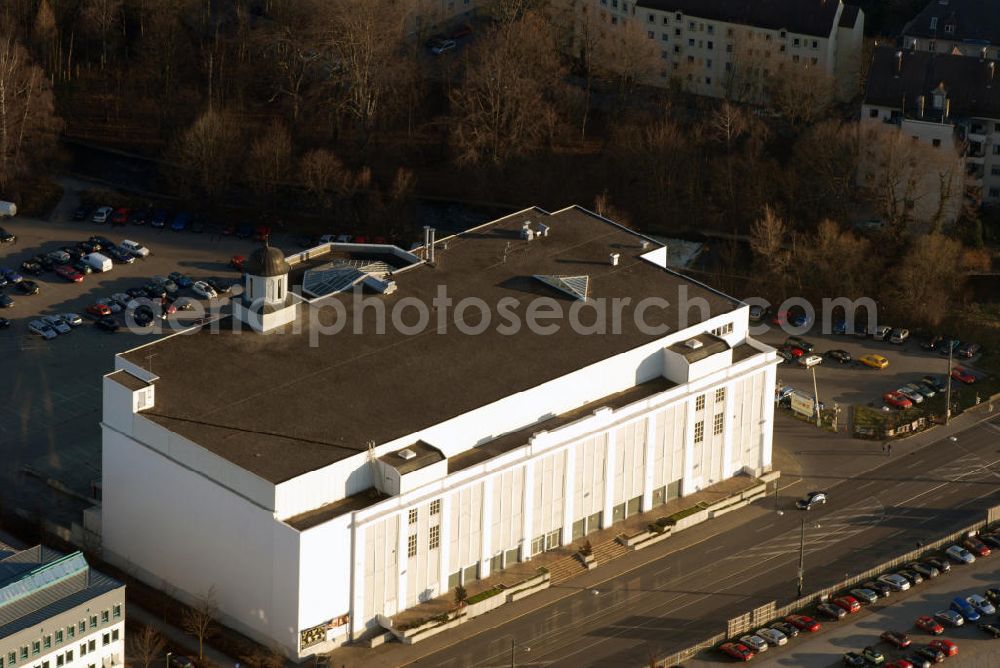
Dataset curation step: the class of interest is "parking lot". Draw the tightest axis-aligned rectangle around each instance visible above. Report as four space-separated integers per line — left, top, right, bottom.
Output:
0 207 290 524
755 325 989 416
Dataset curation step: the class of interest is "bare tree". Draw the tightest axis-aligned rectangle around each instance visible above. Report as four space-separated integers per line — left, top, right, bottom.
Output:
181 586 218 660
886 233 963 327
299 148 347 211
767 64 836 129
247 120 293 201
589 16 659 120
81 0 122 70
128 624 165 668
749 205 792 298
449 11 564 165
0 32 60 190
168 108 242 202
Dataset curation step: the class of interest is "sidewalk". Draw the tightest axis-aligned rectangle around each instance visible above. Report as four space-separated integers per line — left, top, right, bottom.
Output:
129 605 240 668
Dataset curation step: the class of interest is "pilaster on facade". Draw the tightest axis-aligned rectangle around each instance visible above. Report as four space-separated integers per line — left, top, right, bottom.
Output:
479 478 494 577
722 381 736 478
350 523 366 638
681 396 697 495
396 511 407 615
438 493 452 591
602 426 617 528
761 365 777 471
641 414 656 511
561 445 576 546
520 462 535 561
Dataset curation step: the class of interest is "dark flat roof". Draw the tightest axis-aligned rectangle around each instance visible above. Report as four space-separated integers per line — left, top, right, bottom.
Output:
107 369 149 391
284 489 387 531
123 206 739 483
667 334 729 362
865 46 1000 119
449 377 676 473
636 0 842 38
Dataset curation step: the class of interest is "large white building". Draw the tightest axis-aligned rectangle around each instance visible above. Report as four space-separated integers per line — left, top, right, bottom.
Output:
590 0 864 101
98 206 778 659
0 547 125 668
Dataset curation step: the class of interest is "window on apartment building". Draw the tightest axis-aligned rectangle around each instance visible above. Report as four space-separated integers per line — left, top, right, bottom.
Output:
993 145 1000 155
78 646 85 659
687 55 694 63
698 39 703 47
429 525 440 549
42 662 49 668
991 188 1000 198
929 40 936 51
780 44 786 52
408 508 418 524
930 17 938 30
725 62 732 71
662 16 668 25
694 421 705 443
726 43 733 52
31 644 39 657
675 11 681 20
600 0 606 5
56 657 62 668
812 40 819 48
430 499 441 515
113 605 121 619
648 30 654 38
705 76 712 84
660 69 668 77
611 16 618 25
932 139 942 147
89 616 97 629
688 21 695 29
707 24 714 34
696 394 706 411
43 637 51 650
716 387 727 403
713 413 724 435
674 45 680 53
611 0 618 8
992 166 1000 176
793 54 800 63
112 630 119 642
9 653 15 666
675 28 681 36
623 2 629 11
102 635 109 648
688 38 694 46
19 649 27 661
662 33 668 41
78 622 85 634
88 641 96 652
712 323 733 337
764 34 772 41
994 122 1000 132
661 50 669 59
101 611 109 624
727 27 733 37
869 108 879 118
706 59 712 68
407 534 417 557
780 30 787 38
945 24 955 34
55 631 63 645
793 38 800 46
647 13 654 22
707 40 713 49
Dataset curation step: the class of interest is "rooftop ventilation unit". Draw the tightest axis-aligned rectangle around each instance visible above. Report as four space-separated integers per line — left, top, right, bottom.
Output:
521 221 535 241
685 338 703 350
537 223 550 238
398 449 416 461
609 252 620 266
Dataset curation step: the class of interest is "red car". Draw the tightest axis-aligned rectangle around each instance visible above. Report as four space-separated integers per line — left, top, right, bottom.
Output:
718 642 754 661
110 207 130 225
785 614 821 632
86 303 111 317
963 536 991 557
782 345 805 358
928 639 957 656
253 225 271 242
354 234 368 244
230 255 246 271
887 661 915 668
884 391 913 409
880 630 912 648
833 596 860 614
951 367 976 384
916 615 944 635
54 265 84 282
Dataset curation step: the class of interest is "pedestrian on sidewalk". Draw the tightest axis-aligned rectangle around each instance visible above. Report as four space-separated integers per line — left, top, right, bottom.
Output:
887 443 893 457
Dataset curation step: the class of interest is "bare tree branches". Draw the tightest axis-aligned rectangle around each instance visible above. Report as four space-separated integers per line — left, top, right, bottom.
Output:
181 586 218 661
128 624 165 668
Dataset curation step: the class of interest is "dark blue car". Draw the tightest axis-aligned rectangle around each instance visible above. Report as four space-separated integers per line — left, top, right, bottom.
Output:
951 596 980 622
170 212 191 231
151 209 169 228
1 268 23 284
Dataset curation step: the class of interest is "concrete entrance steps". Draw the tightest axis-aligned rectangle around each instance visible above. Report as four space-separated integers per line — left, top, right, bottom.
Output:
546 555 587 584
592 537 628 563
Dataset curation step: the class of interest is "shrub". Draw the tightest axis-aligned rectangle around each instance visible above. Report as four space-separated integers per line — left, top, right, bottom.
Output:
579 539 593 556
454 585 468 606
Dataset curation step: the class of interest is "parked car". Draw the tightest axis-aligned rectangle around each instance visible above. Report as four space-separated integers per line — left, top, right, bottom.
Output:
842 651 866 667
785 336 815 353
967 594 996 616
906 562 939 579
60 313 83 327
957 342 982 358
20 260 41 275
120 239 150 258
738 635 768 653
1 268 22 284
914 645 945 664
946 545 975 564
428 37 457 54
755 627 787 646
921 335 944 351
47 250 71 265
72 260 93 275
0 294 13 308
985 587 1000 605
849 588 879 604
54 265 84 282
231 255 246 271
915 615 944 635
939 339 961 356
890 328 910 344
798 354 823 368
817 602 848 620
906 382 935 399
950 367 975 385
17 280 39 295
980 534 1000 550
97 298 122 314
770 621 799 638
884 391 913 410
91 206 113 223
142 283 167 299
963 536 991 557
72 205 92 221
833 596 861 614
904 653 932 668
860 646 885 665
880 630 912 648
873 325 892 341
950 597 980 622
718 642 753 661
168 271 193 288
933 609 964 627
979 622 1000 638
110 207 129 225
921 376 947 393
28 320 58 339
927 639 957 657
170 212 191 231
192 281 218 299
877 574 911 591
236 224 253 239
41 315 71 334
129 208 149 225
864 580 893 598
151 275 179 295
896 387 924 405
0 317 9 328
859 353 889 369
86 303 112 318
784 615 820 632
797 491 827 510
825 349 852 364
253 224 272 241
150 209 169 228
95 315 119 332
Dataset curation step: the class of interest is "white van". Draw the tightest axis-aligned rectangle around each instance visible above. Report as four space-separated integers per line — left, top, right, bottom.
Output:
120 239 150 258
82 252 113 273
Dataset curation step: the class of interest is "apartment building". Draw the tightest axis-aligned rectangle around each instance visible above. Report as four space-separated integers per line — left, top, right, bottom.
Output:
99 205 778 659
593 0 864 101
0 547 125 668
862 46 1000 204
903 0 1000 61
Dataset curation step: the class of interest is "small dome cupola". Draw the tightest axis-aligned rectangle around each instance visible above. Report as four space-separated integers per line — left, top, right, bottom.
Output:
245 242 291 277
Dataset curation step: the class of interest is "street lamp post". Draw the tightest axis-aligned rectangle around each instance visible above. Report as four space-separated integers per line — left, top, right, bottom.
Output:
797 518 806 598
166 652 172 668
946 342 954 425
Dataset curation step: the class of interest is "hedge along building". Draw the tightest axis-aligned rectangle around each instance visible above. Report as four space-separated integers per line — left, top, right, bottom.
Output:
96 205 778 659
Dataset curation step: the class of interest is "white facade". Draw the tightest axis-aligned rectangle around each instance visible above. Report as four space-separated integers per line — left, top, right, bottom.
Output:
99 209 778 660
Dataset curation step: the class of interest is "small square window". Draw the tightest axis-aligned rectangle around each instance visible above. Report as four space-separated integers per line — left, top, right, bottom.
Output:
990 188 1000 198
430 499 441 515
101 611 109 624
429 525 440 550
113 605 121 619
64 655 71 665
408 508 417 524
706 59 712 68
694 421 705 443
31 644 39 657
56 658 63 668
794 38 800 46
707 40 713 49
111 630 119 642
687 55 694 63
932 138 941 147
661 33 668 41
780 30 786 38
661 50 668 59
674 45 680 53
726 43 733 52
705 76 712 84
688 38 694 46
811 40 818 48
102 634 109 648
695 395 706 411
647 13 654 23
811 57 818 65
716 387 726 403
869 108 879 118
647 30 654 38
87 641 95 653
407 534 417 558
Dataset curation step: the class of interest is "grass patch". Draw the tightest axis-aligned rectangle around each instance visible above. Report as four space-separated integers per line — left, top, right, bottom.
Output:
664 501 711 525
465 585 505 605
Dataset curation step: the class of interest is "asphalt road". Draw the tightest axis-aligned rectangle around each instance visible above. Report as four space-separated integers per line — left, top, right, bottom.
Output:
387 414 1000 668
725 544 1000 668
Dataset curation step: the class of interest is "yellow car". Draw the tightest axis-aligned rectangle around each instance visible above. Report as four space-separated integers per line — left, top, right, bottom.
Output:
859 354 889 369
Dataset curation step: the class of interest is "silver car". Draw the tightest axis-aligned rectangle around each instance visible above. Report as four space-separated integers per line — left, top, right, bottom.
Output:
60 313 83 327
850 588 878 604
897 386 924 404
968 594 996 616
905 382 935 398
739 635 768 653
946 545 976 564
28 319 57 340
41 315 71 334
877 574 911 591
755 627 787 647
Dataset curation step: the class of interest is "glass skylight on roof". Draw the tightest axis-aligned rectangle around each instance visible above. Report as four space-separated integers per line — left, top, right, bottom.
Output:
533 274 590 301
302 259 394 299
0 552 87 606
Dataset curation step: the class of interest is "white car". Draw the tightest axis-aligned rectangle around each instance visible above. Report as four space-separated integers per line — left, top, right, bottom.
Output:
755 627 787 647
41 315 71 334
120 239 150 258
798 354 823 368
60 313 83 327
877 574 911 591
91 206 113 223
968 594 996 616
947 545 976 564
192 281 218 299
739 635 768 653
28 320 57 339
897 386 924 404
890 328 910 344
